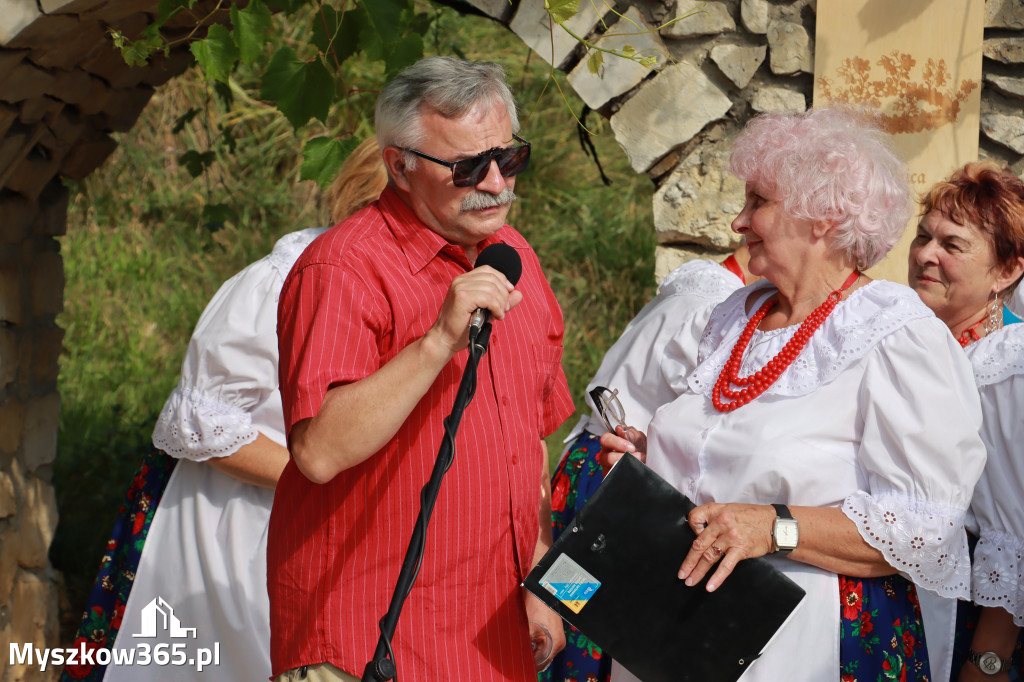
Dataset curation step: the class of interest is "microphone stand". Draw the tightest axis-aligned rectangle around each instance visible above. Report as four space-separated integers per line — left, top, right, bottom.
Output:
361 323 492 682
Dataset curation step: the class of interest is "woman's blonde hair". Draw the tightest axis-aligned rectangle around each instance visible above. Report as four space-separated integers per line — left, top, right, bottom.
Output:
325 136 388 224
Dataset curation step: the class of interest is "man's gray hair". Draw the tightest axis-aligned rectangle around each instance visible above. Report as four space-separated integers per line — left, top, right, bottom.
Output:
375 56 520 159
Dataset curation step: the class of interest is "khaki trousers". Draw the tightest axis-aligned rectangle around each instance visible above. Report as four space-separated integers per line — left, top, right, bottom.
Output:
274 662 360 682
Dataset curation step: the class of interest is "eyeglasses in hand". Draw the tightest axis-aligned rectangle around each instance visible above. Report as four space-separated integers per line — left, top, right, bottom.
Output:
589 385 628 434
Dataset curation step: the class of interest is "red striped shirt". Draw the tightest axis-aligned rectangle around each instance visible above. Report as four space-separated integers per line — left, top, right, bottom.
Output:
270 187 574 681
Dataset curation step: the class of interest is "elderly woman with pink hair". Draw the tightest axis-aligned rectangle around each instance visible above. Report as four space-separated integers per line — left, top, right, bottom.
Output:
601 107 986 682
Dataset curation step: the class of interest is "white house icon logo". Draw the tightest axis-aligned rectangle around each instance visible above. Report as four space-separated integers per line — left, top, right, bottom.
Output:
132 597 197 639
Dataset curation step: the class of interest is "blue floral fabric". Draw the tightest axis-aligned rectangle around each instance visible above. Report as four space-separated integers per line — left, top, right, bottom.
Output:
540 431 611 682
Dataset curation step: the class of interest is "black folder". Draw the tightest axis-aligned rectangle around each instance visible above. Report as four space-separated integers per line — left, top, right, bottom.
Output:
523 454 806 682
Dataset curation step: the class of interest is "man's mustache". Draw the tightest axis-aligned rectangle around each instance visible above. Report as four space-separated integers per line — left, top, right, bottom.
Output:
461 188 517 212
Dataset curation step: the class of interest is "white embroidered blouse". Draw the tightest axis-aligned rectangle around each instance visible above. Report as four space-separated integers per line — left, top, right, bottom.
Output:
965 321 1024 626
151 227 327 458
573 259 743 439
635 279 986 681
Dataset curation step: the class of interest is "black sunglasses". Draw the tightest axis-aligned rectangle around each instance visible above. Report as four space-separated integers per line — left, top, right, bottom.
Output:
402 134 531 187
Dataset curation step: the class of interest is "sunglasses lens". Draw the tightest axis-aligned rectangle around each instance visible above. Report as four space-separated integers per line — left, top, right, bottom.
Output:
451 143 531 187
498 144 530 177
452 156 493 187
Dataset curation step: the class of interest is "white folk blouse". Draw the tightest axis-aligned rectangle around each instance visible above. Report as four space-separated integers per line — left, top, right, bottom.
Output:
612 279 986 682
106 227 325 682
965 321 1024 626
568 259 743 441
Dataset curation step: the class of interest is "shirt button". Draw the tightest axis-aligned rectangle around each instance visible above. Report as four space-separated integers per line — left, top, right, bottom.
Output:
502 396 511 406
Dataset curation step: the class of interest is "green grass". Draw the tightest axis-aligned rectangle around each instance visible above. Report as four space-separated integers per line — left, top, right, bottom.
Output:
51 6 655 637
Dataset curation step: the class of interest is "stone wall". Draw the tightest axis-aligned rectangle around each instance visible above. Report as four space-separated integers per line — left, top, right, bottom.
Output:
0 1 225 679
0 1 1022 678
482 0 1024 280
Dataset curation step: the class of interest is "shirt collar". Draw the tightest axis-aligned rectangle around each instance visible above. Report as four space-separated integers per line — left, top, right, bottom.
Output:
377 186 512 274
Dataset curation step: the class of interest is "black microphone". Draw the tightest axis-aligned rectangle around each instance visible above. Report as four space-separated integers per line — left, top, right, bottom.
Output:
469 243 523 337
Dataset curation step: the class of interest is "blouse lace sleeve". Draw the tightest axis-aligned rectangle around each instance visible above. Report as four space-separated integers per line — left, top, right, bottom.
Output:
969 366 1024 625
842 318 986 599
151 255 286 461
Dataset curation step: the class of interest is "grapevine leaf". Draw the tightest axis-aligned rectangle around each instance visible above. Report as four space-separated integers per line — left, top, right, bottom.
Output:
300 136 361 188
407 9 433 36
231 1 272 65
178 150 216 178
587 51 603 74
311 4 342 54
620 44 636 59
545 0 580 25
312 4 364 65
363 0 408 45
111 26 164 67
332 7 365 64
384 32 423 79
190 24 239 83
359 19 386 62
260 47 335 129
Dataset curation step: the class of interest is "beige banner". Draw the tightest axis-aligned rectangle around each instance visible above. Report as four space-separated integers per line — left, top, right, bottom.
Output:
814 0 983 284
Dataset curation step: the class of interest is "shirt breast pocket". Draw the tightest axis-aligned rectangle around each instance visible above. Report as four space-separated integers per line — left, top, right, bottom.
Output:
529 342 564 430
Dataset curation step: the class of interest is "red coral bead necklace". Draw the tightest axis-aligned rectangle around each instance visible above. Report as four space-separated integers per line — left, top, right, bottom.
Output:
957 318 985 348
711 270 861 412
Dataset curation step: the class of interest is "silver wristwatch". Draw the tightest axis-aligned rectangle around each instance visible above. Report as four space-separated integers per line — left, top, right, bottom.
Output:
968 649 1012 675
771 503 799 554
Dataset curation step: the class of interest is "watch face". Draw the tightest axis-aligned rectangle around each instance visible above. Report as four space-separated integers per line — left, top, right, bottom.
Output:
978 652 1002 674
775 519 799 549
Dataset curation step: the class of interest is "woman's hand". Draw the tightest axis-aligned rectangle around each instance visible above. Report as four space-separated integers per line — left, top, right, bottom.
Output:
597 425 647 475
678 503 776 592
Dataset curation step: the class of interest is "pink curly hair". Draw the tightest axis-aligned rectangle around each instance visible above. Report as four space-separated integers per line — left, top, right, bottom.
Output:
729 106 912 270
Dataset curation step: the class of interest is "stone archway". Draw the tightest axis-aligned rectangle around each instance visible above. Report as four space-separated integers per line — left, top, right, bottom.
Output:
1 1 1022 678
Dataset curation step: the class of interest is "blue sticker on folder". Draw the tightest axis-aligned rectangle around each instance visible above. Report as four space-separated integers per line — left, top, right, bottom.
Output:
538 553 601 614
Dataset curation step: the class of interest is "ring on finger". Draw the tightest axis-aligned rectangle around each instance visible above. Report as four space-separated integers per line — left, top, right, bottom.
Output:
712 545 723 557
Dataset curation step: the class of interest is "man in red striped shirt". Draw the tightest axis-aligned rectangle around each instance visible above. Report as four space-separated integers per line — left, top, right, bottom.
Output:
270 57 574 682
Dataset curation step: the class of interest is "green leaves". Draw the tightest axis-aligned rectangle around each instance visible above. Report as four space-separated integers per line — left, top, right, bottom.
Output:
110 25 164 67
546 0 580 25
190 0 272 81
312 5 363 64
385 33 424 79
191 24 239 83
260 47 334 129
300 136 362 187
363 0 406 45
232 2 273 65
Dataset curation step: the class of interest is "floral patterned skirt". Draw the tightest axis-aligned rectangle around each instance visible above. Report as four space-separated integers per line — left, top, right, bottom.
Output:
60 449 178 681
839 574 931 681
541 431 612 682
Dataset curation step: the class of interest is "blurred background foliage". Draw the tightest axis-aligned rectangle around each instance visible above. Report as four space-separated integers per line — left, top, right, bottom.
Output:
51 0 656 636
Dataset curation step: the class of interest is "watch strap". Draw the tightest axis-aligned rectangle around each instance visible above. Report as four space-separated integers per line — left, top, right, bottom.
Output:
772 503 792 519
